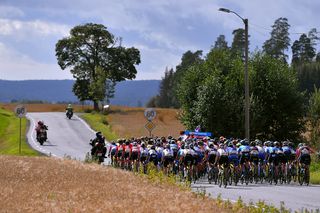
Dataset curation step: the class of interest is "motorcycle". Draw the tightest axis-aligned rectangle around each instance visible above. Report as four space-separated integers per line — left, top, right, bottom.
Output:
90 139 106 164
66 110 73 119
37 128 47 145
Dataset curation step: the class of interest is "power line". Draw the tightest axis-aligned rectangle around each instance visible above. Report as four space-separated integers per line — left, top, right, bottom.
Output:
249 24 320 45
250 22 320 35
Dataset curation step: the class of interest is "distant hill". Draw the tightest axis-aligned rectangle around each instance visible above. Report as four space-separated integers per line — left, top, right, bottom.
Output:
0 80 160 107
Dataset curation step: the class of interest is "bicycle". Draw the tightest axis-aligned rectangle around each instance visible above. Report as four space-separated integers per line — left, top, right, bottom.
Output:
218 163 230 188
268 162 278 185
298 163 309 186
207 163 218 184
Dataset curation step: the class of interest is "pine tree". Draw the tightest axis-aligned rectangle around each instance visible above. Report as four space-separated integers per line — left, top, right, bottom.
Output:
213 35 228 50
263 17 290 62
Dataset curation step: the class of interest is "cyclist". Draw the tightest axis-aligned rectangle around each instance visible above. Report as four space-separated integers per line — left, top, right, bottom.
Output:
227 141 239 180
183 144 195 180
256 140 266 177
131 141 140 171
115 139 125 167
148 145 159 167
250 141 260 181
108 141 117 166
238 139 251 178
267 142 279 181
162 144 174 175
297 143 312 182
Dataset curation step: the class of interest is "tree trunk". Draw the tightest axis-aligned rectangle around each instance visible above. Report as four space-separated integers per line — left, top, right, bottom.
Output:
93 100 99 111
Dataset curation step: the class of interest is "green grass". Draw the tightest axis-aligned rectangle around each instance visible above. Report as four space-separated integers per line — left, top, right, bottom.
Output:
0 108 39 156
310 155 320 184
81 112 118 141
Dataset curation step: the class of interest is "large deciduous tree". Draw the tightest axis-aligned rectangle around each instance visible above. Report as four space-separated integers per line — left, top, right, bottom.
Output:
263 17 291 62
55 23 140 110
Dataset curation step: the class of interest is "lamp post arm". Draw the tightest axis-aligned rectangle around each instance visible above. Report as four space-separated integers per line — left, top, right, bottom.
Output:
230 10 245 23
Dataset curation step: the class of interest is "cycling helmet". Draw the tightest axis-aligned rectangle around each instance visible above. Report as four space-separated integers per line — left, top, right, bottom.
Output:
125 140 130 145
282 141 288 146
151 145 156 150
236 143 241 147
111 141 116 145
255 139 262 145
38 121 43 125
228 142 233 147
274 141 280 147
241 139 249 146
133 142 137 146
96 131 102 137
250 141 256 147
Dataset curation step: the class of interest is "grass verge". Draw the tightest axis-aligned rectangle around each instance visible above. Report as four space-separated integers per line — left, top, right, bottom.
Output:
81 112 118 141
310 155 320 184
0 107 38 156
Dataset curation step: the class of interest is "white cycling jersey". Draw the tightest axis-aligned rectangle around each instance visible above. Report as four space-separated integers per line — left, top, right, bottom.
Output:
217 148 228 156
163 149 173 157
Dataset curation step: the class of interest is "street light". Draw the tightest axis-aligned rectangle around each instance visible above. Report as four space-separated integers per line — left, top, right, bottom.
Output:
219 7 250 141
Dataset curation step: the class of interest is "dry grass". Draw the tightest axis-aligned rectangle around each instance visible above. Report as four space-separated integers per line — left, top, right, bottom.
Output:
0 155 230 213
107 106 185 138
0 103 91 112
1 103 185 138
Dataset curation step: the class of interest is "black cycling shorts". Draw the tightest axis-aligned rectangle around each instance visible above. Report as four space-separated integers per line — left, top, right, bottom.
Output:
131 151 139 161
300 154 311 166
208 154 216 164
163 156 174 167
219 155 229 165
184 154 193 167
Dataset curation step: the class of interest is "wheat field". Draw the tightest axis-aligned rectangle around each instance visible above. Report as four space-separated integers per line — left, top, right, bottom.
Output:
0 156 230 213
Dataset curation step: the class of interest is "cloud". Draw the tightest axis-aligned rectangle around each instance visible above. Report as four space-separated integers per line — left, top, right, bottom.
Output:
0 5 24 18
0 42 73 80
0 18 69 37
132 44 181 80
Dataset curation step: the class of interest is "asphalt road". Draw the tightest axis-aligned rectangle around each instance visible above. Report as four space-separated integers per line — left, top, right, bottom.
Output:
192 175 320 211
26 112 319 211
26 112 99 161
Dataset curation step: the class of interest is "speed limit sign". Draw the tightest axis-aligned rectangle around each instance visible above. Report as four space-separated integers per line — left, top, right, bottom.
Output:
144 108 156 121
15 105 27 118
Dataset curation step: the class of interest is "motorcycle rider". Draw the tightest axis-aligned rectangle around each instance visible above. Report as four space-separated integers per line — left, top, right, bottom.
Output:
90 132 107 158
35 121 48 141
66 104 73 118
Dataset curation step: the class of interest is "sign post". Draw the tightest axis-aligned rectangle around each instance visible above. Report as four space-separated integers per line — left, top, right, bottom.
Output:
14 105 27 154
144 108 156 137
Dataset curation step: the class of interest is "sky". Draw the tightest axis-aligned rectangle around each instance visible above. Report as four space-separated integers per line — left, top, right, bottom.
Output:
0 0 320 80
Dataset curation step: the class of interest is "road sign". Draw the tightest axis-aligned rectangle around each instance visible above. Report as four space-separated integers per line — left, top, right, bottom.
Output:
15 105 27 118
14 105 27 155
144 108 156 121
145 121 156 132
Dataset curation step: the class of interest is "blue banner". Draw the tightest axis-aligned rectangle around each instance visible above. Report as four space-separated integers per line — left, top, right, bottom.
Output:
184 130 212 137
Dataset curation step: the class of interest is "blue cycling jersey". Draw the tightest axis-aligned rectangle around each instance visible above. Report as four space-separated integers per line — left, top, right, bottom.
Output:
238 145 250 154
227 147 238 158
282 146 293 156
170 144 178 151
257 146 265 159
